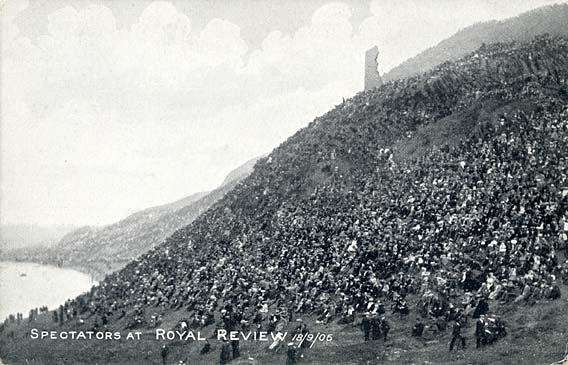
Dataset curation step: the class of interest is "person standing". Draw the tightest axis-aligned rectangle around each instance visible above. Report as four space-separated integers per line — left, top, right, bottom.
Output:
220 339 232 364
449 320 466 351
231 339 240 360
371 316 382 340
160 344 169 365
475 315 486 348
380 316 390 341
361 314 371 341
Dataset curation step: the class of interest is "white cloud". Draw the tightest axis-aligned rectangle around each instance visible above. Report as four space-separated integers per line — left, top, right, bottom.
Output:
2 1 351 225
1 0 565 225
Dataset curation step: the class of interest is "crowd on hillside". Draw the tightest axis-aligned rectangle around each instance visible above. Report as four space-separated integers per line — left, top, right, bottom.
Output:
3 37 568 362
48 37 566 338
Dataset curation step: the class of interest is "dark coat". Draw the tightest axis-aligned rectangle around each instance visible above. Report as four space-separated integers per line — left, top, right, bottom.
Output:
220 342 232 364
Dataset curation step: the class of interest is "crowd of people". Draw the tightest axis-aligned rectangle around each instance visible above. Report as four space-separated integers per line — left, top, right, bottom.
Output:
2 306 49 328
62 34 565 336
3 36 568 363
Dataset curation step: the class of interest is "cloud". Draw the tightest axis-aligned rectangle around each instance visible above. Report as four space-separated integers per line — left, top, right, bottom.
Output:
1 0 564 225
2 1 356 225
245 3 361 92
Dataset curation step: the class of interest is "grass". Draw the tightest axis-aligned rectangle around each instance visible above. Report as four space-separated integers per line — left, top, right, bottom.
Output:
1 282 567 365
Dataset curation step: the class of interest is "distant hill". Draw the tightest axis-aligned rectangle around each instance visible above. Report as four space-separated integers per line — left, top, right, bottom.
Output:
0 224 78 250
220 157 260 185
384 3 568 81
54 189 208 258
6 157 258 277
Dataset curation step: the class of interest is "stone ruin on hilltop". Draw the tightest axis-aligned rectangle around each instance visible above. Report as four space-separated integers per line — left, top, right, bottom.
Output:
364 46 383 91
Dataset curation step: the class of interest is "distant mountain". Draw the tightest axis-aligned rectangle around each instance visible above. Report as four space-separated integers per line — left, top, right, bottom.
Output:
384 4 568 81
0 224 78 250
220 156 263 186
42 157 259 276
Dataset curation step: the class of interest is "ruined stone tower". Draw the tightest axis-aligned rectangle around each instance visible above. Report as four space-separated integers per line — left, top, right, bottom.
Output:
364 46 383 91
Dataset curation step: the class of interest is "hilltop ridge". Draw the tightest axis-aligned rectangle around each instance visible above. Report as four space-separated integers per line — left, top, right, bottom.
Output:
384 4 568 81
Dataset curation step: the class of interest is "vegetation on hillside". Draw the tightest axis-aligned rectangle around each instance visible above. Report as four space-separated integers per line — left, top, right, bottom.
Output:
2 36 568 365
384 4 568 81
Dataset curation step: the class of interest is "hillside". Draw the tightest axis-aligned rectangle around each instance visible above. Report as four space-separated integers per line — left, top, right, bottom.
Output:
384 3 568 82
2 158 258 278
55 157 258 276
1 36 568 364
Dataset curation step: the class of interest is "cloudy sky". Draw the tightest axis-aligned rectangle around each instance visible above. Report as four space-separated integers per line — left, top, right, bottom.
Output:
1 0 565 226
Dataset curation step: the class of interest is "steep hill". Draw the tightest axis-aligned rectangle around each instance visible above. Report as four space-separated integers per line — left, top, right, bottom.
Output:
47 191 205 274
384 3 568 82
39 157 258 277
2 36 568 364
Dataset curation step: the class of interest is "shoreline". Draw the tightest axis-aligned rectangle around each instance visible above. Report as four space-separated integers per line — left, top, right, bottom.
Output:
0 261 97 321
0 258 107 282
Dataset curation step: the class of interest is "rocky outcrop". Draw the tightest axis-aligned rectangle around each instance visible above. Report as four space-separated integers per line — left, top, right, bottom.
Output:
364 46 383 91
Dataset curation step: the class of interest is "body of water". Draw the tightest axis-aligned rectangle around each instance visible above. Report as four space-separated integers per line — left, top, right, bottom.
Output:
0 261 95 319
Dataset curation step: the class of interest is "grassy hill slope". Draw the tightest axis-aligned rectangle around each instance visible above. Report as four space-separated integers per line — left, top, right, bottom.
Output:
1 37 568 365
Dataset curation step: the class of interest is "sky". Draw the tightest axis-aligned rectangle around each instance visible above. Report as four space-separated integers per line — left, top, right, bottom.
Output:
1 0 565 226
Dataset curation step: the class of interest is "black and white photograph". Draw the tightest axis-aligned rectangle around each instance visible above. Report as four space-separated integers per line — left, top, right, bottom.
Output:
1 0 568 364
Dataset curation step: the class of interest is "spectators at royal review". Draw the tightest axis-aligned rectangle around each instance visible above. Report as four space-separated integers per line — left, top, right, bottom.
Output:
3 35 568 357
